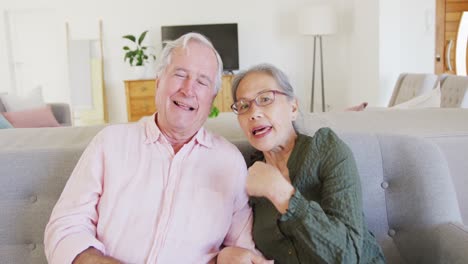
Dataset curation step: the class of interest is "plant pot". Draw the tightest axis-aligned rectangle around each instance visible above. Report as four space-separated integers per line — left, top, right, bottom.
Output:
130 64 156 80
131 66 147 80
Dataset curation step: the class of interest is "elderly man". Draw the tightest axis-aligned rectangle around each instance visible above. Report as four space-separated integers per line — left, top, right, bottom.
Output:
44 33 264 264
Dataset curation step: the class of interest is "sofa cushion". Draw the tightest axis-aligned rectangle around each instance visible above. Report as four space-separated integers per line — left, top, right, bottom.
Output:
391 85 441 109
0 114 13 129
2 106 60 128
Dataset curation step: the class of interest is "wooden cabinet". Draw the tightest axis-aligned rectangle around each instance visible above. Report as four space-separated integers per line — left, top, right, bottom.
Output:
213 74 234 112
124 75 234 122
125 79 157 122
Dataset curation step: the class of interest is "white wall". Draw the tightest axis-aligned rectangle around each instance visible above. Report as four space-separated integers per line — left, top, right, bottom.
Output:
379 0 436 106
0 11 12 93
347 0 380 106
379 0 401 106
0 0 436 123
400 0 435 73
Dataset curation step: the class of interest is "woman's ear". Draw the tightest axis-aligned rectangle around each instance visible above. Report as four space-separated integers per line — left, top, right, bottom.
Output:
291 98 299 121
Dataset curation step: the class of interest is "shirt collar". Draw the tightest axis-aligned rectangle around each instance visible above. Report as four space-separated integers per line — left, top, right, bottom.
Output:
143 113 163 144
143 113 213 148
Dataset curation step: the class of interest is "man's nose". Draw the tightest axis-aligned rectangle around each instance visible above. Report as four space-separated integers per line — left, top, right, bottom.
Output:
180 78 195 96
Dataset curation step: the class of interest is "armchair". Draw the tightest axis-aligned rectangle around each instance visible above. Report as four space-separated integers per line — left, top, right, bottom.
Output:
440 74 468 108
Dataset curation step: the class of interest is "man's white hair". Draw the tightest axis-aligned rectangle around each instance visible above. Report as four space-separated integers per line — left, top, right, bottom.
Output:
155 32 223 94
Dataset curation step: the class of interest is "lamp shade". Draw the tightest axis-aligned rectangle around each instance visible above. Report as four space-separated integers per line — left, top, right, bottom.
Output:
298 4 337 36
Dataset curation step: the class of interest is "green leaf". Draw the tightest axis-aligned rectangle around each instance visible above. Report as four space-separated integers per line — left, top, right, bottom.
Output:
123 46 130 50
209 106 220 118
124 51 132 61
137 57 143 66
138 31 148 45
122 35 136 42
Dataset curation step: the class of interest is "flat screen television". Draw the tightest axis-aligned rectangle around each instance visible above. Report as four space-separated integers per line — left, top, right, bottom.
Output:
161 23 239 71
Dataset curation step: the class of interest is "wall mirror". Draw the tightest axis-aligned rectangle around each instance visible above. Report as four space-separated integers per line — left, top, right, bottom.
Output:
66 20 107 126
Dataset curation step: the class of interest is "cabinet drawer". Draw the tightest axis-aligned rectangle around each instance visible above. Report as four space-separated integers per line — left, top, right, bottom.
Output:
127 80 156 97
130 97 156 116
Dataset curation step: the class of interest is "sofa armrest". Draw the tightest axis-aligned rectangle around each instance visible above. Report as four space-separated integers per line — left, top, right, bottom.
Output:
432 222 468 264
48 103 72 126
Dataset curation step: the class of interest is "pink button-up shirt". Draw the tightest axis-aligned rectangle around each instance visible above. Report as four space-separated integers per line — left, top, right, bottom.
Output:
44 114 255 264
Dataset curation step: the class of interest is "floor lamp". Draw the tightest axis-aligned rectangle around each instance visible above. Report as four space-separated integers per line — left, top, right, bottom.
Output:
298 4 337 112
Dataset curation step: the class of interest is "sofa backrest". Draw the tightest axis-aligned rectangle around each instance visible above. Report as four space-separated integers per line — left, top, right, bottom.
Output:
0 126 462 264
235 132 462 263
340 133 461 263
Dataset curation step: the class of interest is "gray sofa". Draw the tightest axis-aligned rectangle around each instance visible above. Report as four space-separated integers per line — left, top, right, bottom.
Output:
1 119 468 263
0 99 72 127
208 109 468 225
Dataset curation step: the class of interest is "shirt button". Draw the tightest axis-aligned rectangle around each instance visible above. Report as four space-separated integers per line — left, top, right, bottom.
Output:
288 249 293 255
29 195 37 203
381 181 389 189
28 243 36 251
388 229 396 237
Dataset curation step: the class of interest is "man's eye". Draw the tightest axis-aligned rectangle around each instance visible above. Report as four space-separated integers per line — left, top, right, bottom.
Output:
175 72 186 78
197 79 209 86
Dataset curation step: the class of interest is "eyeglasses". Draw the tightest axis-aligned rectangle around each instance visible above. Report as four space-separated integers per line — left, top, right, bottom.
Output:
231 90 289 115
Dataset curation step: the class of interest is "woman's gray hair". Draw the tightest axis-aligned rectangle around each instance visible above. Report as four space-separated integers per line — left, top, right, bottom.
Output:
155 32 223 93
231 63 301 131
231 63 296 102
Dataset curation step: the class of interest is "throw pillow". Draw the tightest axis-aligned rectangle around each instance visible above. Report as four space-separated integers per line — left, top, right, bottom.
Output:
0 86 45 112
391 85 441 109
0 113 13 129
2 105 61 128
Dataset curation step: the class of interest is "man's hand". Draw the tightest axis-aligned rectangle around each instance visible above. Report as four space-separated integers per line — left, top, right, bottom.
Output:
72 247 122 264
217 246 273 264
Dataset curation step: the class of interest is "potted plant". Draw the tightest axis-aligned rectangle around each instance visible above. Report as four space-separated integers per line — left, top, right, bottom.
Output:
122 30 156 78
209 106 220 118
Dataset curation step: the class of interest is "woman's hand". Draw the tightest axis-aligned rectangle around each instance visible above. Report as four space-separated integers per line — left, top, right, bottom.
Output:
72 247 122 264
247 162 295 214
217 246 272 264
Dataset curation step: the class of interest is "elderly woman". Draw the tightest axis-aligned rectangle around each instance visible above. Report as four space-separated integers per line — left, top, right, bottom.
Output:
219 64 385 264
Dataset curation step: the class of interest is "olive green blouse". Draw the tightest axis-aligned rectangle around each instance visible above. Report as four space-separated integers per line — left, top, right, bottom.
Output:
250 128 385 264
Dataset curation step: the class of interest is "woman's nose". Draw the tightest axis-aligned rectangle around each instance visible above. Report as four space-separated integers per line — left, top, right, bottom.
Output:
249 103 263 120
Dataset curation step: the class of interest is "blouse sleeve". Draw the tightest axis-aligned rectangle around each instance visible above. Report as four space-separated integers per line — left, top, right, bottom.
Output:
277 129 366 264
